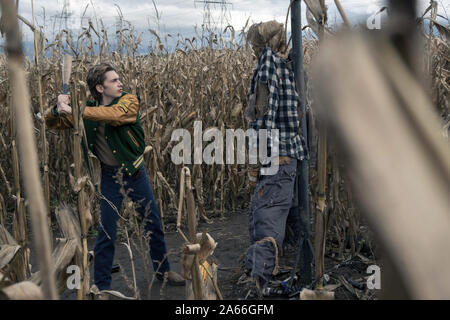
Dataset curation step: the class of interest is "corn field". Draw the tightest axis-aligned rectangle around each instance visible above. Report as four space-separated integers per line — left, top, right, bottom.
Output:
0 0 449 300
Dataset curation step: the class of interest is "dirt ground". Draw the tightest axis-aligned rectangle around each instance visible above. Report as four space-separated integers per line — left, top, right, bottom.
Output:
56 209 378 300
59 210 249 300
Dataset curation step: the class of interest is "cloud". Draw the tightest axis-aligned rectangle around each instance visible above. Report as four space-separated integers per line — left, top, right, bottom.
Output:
15 0 450 43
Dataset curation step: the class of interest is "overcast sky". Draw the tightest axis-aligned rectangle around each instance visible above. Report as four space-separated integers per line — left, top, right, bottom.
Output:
15 0 450 45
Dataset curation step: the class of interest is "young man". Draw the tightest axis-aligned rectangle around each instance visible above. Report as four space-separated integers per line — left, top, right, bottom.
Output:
45 63 185 296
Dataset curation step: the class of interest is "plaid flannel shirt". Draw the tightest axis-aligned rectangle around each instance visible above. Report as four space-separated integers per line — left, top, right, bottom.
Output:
249 47 306 162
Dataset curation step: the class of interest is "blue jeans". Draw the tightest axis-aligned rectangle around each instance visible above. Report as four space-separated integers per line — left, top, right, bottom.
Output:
94 165 170 290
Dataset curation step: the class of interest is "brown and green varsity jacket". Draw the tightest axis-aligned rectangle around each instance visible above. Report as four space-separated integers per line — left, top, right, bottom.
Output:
45 92 146 176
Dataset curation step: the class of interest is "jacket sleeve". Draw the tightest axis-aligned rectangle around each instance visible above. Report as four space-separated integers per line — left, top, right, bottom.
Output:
82 94 139 126
44 106 74 129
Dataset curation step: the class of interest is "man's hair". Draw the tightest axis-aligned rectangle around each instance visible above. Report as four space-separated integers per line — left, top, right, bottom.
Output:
86 63 116 102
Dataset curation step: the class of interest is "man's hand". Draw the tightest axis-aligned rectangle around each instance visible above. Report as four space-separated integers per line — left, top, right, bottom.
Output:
57 94 72 115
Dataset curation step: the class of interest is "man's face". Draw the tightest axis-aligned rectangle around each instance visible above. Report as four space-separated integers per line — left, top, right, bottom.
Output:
96 70 123 101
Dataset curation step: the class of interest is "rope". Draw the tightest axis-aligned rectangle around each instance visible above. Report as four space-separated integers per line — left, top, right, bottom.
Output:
255 236 280 276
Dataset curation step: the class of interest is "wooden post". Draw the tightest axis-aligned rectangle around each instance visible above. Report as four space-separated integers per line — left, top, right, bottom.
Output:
290 0 314 285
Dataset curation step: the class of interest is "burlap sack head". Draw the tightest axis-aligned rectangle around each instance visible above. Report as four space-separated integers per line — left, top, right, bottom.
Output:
247 20 286 57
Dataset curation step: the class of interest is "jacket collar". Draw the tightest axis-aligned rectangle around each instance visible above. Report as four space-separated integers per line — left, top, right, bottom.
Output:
86 91 128 107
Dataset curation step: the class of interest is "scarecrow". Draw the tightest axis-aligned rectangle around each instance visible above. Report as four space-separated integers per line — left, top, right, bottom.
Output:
244 21 307 292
